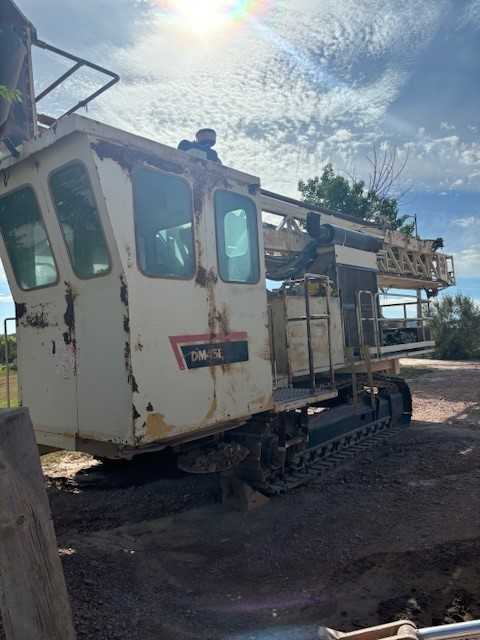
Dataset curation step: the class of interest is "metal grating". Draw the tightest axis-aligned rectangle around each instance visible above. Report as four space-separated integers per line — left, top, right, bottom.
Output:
273 386 337 412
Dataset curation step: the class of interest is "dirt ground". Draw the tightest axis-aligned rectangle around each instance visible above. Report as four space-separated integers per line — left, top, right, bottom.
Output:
11 360 480 638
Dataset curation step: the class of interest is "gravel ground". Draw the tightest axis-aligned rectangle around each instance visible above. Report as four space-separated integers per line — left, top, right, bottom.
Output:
4 359 480 639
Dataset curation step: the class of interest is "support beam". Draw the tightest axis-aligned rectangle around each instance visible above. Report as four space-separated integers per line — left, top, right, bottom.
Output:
0 408 76 640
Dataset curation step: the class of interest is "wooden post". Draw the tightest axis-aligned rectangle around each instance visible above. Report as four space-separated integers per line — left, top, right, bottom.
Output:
0 408 76 640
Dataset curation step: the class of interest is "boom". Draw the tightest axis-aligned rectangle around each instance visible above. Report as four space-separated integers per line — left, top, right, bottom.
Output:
261 189 455 292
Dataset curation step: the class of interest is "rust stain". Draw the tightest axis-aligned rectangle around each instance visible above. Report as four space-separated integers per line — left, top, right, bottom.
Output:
204 395 218 422
144 413 173 441
257 335 272 361
216 303 230 336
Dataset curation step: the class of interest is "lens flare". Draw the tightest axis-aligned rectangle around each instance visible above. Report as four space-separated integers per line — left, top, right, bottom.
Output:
160 0 267 34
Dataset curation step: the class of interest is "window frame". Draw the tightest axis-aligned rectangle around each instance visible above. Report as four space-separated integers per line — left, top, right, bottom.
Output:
48 160 112 281
0 183 60 291
214 189 261 285
132 165 196 281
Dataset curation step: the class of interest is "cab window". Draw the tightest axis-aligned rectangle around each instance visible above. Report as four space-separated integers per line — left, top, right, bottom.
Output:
50 163 111 278
133 167 195 279
215 190 260 284
0 186 58 290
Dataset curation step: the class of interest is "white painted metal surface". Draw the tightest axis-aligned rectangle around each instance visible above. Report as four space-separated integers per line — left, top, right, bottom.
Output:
270 295 344 381
0 114 452 456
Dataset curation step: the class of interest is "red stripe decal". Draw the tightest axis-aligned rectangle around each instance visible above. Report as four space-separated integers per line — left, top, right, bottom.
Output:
169 332 248 370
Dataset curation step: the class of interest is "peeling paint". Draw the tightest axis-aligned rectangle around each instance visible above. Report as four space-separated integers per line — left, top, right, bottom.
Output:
15 302 26 320
131 374 139 394
92 141 184 176
132 404 141 421
62 284 77 378
125 244 134 268
120 274 138 394
120 275 128 306
63 282 76 344
24 310 49 329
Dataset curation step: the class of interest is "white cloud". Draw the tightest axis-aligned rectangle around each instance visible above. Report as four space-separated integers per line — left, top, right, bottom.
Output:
453 244 480 277
23 0 480 195
453 216 479 227
329 129 353 143
458 0 480 30
77 0 449 193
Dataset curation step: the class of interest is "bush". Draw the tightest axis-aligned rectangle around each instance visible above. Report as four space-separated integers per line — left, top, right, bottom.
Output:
431 294 480 360
0 335 17 365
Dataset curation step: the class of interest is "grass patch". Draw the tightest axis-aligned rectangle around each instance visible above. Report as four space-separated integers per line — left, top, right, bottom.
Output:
400 366 436 379
0 369 18 408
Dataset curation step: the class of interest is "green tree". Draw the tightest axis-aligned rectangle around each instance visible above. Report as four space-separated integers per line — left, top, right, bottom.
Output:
298 163 415 235
0 335 17 366
0 85 21 103
431 294 480 360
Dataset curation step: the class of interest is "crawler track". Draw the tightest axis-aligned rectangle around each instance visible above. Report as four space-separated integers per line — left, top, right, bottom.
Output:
259 416 405 495
238 375 412 495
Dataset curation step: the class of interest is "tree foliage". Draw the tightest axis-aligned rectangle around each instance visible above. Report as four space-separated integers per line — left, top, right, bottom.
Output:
0 335 17 366
431 294 480 360
0 85 22 103
298 162 415 235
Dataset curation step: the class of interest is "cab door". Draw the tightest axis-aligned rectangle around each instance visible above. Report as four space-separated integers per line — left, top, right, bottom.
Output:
200 184 273 421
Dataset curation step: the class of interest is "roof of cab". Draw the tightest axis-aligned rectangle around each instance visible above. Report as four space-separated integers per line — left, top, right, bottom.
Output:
0 114 260 187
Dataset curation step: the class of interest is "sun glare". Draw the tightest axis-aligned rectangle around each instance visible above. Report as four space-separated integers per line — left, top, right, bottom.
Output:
174 0 228 33
161 0 265 35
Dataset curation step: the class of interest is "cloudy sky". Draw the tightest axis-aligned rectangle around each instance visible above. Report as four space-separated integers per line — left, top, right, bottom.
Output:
2 0 480 323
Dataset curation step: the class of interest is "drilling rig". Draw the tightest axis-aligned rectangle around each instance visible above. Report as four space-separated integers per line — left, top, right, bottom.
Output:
0 1 455 494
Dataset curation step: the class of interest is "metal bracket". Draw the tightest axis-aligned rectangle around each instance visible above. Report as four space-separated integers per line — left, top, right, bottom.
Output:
33 38 119 122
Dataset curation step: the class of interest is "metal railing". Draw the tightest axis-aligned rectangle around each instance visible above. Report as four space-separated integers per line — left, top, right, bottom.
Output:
33 39 119 124
380 299 433 343
357 293 434 355
3 317 15 408
283 274 335 391
419 620 480 640
319 618 480 640
356 290 382 358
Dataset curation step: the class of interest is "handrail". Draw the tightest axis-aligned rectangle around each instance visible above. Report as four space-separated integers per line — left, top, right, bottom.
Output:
33 39 119 121
356 290 381 358
282 274 335 390
3 317 16 408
